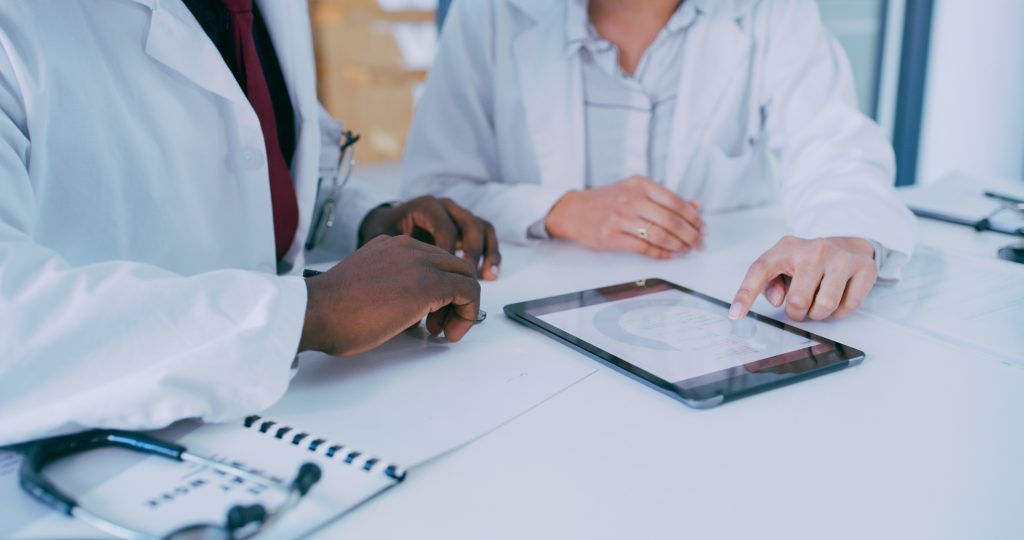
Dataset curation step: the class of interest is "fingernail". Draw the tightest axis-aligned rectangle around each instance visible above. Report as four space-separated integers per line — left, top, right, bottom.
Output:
728 302 743 320
699 225 708 235
490 265 500 278
768 288 783 306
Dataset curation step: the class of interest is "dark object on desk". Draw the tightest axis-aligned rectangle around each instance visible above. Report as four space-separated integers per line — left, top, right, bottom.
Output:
303 269 487 323
18 429 321 539
998 245 1024 264
908 205 1024 264
985 190 1024 207
505 278 864 409
909 207 1024 237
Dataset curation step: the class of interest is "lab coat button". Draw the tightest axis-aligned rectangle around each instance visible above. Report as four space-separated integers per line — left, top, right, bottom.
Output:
240 148 264 170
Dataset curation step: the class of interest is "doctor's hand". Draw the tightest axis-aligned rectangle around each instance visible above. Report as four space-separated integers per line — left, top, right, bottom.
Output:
544 176 705 259
299 235 481 357
728 236 877 322
359 196 501 281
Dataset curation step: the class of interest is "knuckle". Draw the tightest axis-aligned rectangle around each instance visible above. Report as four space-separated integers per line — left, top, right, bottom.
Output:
808 309 830 321
748 259 769 275
735 287 757 299
414 267 438 290
816 295 839 310
787 295 810 309
811 238 831 255
845 296 864 311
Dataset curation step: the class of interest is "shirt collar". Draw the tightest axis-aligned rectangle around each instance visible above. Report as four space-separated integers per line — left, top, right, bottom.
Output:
565 1 701 57
564 0 594 56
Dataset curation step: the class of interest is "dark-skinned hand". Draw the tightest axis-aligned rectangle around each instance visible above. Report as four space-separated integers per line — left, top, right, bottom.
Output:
299 235 481 357
359 195 501 280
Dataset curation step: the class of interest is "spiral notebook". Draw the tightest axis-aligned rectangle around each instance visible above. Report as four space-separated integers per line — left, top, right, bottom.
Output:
6 328 598 538
9 415 405 540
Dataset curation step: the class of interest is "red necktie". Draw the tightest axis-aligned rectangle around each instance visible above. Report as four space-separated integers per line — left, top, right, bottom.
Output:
222 0 299 261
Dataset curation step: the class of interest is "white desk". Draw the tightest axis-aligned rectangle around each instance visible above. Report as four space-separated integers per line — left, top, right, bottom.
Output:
306 205 1024 540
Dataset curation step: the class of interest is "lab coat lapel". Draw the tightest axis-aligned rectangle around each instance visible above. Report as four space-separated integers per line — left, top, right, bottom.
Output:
664 9 751 193
511 3 586 190
127 0 247 103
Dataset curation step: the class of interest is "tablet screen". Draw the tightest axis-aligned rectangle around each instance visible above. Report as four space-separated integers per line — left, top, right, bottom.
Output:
537 288 821 383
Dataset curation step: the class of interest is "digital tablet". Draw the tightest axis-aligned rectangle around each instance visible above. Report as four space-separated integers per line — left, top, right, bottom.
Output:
504 279 864 409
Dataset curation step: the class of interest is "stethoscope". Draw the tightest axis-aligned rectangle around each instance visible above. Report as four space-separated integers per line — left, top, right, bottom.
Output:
17 429 321 540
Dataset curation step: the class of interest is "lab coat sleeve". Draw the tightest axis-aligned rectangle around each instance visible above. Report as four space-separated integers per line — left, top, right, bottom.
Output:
401 0 568 244
0 54 307 446
315 105 395 257
758 0 916 279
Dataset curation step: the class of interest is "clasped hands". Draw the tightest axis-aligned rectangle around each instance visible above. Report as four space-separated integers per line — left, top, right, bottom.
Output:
545 175 878 323
300 196 499 357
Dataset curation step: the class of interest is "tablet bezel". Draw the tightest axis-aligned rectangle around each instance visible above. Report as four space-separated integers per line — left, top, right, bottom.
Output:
503 278 864 409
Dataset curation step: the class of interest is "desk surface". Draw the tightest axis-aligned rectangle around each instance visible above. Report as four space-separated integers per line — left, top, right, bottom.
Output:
301 199 1024 539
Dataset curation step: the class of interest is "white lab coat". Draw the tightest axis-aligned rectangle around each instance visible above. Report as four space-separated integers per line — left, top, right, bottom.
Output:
0 0 387 445
403 0 917 259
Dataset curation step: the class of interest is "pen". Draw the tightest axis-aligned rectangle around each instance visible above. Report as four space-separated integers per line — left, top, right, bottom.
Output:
302 269 487 324
984 190 1024 207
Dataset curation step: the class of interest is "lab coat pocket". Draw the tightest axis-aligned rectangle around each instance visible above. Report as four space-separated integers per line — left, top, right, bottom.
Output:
693 143 775 214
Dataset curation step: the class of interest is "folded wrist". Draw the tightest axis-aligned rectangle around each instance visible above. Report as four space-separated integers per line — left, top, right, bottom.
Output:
544 191 579 239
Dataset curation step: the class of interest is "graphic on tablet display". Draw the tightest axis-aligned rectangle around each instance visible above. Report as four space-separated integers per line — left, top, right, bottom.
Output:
505 279 863 408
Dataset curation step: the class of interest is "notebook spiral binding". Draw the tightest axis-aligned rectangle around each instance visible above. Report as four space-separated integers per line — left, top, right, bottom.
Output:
242 415 406 482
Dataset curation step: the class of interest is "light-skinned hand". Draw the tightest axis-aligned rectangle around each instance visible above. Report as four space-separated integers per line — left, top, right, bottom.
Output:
544 175 705 259
729 236 877 322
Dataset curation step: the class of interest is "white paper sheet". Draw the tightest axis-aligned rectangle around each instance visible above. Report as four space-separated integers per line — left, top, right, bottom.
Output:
264 322 597 467
860 245 1024 367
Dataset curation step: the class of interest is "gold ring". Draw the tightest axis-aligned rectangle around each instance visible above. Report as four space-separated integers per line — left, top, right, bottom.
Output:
637 222 652 240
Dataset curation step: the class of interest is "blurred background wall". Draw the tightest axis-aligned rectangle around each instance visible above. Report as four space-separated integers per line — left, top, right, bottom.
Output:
311 0 1024 186
916 0 1024 186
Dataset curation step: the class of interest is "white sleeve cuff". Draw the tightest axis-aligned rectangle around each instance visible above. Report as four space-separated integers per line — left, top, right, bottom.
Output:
867 238 909 282
527 217 550 240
